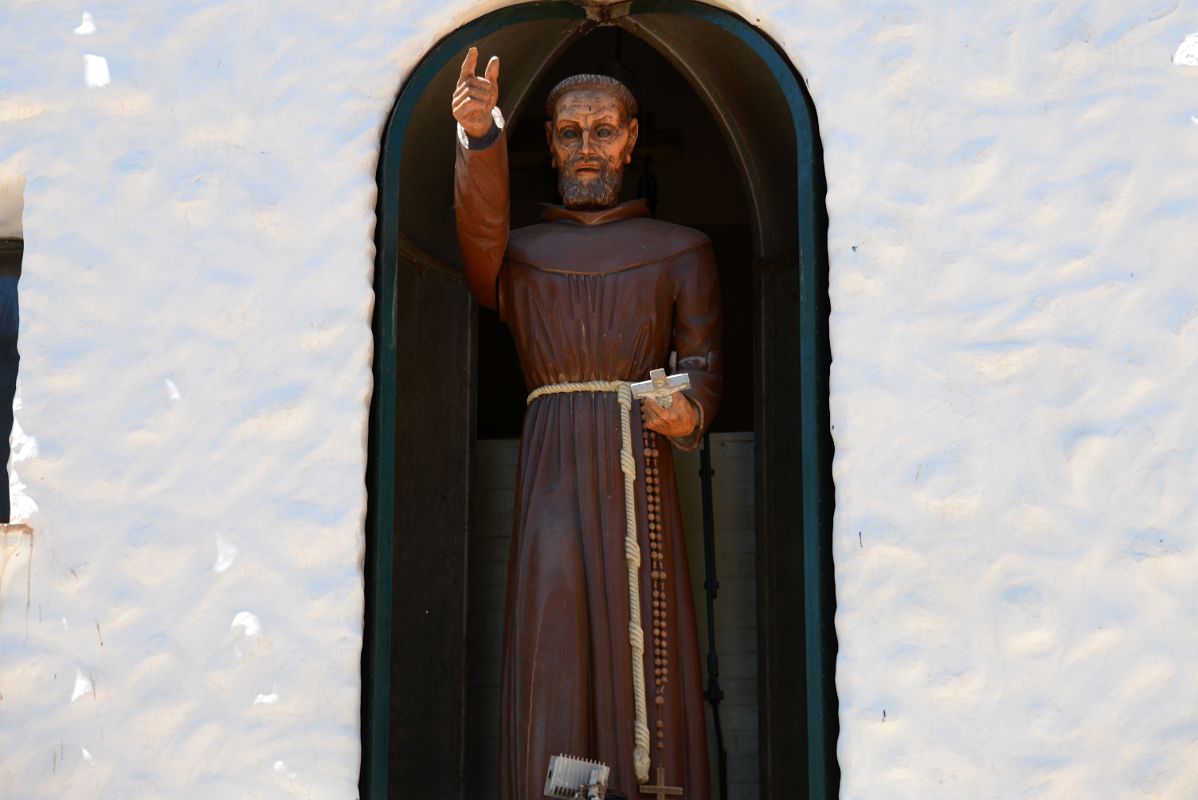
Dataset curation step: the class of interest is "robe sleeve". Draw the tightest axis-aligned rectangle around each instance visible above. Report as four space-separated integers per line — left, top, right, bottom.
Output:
669 241 723 452
453 119 509 310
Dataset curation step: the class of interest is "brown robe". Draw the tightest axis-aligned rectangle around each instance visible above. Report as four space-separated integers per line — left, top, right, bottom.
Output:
455 126 720 800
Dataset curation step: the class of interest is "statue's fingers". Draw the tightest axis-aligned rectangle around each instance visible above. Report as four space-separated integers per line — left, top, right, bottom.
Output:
484 55 500 86
453 82 475 103
452 98 487 121
453 96 488 118
456 79 481 98
453 92 492 113
462 75 497 95
458 47 479 82
453 79 480 102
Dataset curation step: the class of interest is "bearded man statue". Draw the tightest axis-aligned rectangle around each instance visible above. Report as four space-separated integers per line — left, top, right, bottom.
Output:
453 47 721 800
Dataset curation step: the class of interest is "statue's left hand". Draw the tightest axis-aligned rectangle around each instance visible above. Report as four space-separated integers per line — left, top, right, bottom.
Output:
641 392 699 439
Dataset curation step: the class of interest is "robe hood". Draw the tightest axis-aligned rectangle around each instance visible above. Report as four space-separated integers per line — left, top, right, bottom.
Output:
538 198 650 226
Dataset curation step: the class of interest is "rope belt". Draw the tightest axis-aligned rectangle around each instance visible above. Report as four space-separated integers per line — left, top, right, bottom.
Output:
526 380 652 784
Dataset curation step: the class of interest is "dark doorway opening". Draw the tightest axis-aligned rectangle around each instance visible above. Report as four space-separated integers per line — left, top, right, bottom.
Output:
366 3 836 798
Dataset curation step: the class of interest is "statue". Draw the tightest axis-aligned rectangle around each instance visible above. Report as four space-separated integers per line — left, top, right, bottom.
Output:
453 46 721 799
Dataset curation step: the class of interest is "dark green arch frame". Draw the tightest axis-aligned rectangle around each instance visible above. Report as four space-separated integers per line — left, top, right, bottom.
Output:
366 1 835 796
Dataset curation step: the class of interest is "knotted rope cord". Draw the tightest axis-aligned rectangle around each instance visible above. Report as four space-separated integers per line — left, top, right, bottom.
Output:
526 380 652 784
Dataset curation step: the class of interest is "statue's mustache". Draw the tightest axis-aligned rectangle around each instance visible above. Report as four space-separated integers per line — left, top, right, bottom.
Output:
563 155 613 174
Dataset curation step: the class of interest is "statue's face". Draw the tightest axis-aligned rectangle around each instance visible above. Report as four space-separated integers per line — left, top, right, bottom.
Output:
545 88 639 209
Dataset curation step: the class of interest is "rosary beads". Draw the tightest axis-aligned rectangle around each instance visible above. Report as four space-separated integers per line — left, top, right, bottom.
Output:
643 429 669 752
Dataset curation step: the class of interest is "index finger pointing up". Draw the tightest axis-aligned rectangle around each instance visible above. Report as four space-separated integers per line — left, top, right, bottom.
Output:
459 47 479 81
484 55 500 84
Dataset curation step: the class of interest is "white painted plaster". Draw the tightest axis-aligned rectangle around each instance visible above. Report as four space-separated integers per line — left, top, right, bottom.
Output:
1174 31 1198 64
213 533 238 573
70 669 94 702
0 1 1195 797
82 55 110 89
74 14 97 37
9 387 39 523
0 167 23 238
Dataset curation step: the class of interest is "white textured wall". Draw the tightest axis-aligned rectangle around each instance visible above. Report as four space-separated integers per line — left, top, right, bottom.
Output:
810 4 1198 798
0 1 1196 797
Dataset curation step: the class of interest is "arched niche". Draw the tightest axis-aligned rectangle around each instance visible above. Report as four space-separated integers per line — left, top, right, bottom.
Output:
365 2 836 798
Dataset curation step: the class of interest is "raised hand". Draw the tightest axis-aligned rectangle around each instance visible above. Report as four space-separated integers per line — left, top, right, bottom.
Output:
452 47 500 139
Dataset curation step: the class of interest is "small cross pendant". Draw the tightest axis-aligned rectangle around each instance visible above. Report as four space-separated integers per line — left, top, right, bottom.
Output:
640 766 683 799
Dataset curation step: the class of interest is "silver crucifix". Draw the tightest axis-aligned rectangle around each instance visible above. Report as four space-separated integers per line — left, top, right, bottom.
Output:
630 368 691 409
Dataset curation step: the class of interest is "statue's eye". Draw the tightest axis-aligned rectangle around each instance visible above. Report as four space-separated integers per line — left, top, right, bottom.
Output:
596 127 614 139
560 128 579 139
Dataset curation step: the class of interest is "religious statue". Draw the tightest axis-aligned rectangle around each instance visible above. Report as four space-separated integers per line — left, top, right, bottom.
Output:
453 46 721 799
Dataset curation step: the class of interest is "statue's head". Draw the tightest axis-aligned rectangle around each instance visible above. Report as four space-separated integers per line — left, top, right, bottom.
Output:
545 75 639 209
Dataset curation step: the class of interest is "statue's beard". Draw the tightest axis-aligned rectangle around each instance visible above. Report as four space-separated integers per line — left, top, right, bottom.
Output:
558 159 623 209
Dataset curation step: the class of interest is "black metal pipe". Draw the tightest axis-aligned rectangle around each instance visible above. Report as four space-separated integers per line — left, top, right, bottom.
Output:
699 432 728 799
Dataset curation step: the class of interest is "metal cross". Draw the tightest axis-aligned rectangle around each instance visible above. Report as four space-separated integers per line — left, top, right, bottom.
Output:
630 368 691 409
640 766 683 799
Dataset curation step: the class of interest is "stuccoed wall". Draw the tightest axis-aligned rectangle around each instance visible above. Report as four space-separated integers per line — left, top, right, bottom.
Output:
817 5 1198 798
0 0 1195 797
